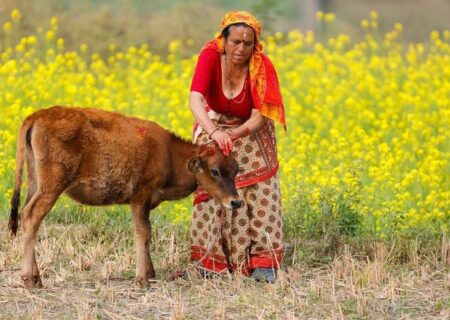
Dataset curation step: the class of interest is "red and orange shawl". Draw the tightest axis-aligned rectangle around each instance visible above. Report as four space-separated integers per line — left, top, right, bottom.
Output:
202 11 286 128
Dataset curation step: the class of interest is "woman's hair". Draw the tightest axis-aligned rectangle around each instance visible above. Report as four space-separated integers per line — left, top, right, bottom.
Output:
222 22 257 42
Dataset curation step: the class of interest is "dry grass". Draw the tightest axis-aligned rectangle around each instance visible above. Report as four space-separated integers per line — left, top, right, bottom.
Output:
1 219 449 319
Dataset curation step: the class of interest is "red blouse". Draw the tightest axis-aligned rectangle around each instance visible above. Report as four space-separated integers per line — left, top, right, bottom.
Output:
190 48 253 119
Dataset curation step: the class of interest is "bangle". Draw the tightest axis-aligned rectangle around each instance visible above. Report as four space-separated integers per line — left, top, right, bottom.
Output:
208 127 220 138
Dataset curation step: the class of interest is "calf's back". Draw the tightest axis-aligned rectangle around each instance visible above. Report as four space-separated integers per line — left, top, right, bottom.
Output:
28 106 174 205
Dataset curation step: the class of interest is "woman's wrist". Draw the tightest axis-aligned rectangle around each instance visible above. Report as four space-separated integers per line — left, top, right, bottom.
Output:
226 129 237 140
242 127 251 136
231 126 251 139
208 127 220 138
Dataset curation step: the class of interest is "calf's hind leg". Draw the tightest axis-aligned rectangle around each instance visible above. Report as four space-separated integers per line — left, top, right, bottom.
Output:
20 164 66 289
131 202 155 287
24 149 37 207
20 191 61 288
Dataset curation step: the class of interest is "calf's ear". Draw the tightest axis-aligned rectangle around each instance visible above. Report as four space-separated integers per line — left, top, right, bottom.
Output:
187 156 205 173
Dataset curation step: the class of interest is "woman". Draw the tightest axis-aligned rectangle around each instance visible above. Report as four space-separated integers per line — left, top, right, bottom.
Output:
189 11 286 283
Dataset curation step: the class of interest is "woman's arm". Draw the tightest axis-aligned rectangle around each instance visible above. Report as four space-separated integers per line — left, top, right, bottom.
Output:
227 109 265 139
189 91 217 135
190 91 234 156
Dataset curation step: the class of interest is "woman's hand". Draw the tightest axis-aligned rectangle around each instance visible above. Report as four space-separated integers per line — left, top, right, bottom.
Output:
210 129 233 156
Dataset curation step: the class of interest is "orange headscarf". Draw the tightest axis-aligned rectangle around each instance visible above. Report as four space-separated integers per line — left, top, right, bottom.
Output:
202 11 286 128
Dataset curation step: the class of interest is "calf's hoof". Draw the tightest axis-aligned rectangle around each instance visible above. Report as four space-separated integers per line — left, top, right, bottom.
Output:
136 272 156 287
22 275 43 289
136 276 150 288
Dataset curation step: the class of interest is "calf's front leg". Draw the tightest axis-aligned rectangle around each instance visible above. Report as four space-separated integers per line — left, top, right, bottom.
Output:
130 202 155 287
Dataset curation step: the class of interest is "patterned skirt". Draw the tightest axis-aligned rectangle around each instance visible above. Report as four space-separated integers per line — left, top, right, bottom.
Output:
191 110 284 275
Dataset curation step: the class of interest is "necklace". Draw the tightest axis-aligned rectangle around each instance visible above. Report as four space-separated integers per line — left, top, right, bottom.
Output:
224 55 247 104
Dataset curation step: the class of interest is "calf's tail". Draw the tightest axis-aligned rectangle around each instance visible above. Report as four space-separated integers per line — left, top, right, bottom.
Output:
9 120 33 238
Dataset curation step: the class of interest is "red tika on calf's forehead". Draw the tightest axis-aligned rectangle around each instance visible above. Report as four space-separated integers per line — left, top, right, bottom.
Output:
199 144 217 156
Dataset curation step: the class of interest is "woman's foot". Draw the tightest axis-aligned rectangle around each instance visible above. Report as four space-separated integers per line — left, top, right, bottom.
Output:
250 268 276 283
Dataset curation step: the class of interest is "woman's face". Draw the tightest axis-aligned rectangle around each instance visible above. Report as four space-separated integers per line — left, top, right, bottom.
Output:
224 25 255 66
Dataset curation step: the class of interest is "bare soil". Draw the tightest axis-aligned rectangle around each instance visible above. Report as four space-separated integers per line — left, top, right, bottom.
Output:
1 220 449 319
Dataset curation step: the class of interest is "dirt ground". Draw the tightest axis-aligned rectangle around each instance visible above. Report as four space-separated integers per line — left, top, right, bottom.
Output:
1 220 449 319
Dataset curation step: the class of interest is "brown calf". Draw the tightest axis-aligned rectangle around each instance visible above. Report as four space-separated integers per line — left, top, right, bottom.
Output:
8 106 243 288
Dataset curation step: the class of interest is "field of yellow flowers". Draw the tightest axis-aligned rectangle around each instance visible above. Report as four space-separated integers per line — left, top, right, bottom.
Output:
0 10 448 240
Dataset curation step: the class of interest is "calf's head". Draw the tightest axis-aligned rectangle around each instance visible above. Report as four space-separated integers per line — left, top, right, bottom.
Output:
188 146 243 210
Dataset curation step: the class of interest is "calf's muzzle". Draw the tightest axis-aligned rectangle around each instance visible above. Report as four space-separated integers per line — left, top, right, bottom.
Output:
231 199 244 209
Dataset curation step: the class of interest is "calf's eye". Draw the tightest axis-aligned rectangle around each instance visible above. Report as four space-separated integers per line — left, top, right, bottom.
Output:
211 169 220 177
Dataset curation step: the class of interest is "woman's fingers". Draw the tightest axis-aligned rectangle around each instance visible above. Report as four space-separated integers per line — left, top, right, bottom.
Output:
226 136 234 156
223 138 231 156
211 129 234 156
223 140 229 156
218 139 227 155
